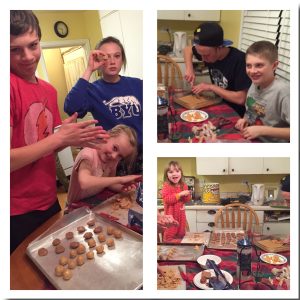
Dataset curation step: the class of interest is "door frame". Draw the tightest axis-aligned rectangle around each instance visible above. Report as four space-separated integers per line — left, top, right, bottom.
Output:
39 39 97 82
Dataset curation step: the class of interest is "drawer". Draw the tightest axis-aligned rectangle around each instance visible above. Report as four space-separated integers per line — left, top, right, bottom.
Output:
196 210 218 222
196 222 215 232
263 222 290 235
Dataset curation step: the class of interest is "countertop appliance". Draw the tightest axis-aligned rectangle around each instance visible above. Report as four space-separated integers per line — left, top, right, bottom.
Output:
251 184 265 206
173 31 187 58
183 176 196 199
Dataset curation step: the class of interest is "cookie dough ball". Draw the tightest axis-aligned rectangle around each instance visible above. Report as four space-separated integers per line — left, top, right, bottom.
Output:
86 250 94 260
87 238 96 248
55 244 65 254
77 226 86 234
84 232 93 240
67 259 76 269
55 265 64 277
76 255 85 266
65 231 74 240
59 256 68 266
113 229 122 239
87 219 95 227
77 243 86 255
52 238 61 246
95 244 104 254
107 226 114 235
63 269 72 280
38 247 48 256
93 226 103 234
69 249 77 258
98 233 106 243
70 241 79 249
106 238 115 248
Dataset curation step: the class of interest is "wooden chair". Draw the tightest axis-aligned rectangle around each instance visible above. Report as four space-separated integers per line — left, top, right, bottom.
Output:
214 203 259 232
157 54 183 87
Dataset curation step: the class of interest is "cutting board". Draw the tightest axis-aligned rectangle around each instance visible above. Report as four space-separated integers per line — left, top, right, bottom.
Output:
157 265 186 290
254 238 289 253
174 93 222 110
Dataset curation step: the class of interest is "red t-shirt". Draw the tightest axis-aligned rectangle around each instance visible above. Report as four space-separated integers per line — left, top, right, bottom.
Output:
10 73 61 215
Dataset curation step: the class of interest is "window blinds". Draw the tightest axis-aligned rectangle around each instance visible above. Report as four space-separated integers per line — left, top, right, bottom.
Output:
239 10 290 82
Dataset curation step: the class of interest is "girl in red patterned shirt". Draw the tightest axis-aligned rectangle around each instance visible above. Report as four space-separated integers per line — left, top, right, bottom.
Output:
161 161 191 242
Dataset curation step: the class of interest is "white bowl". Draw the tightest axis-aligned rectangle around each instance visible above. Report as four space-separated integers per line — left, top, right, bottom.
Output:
197 254 222 269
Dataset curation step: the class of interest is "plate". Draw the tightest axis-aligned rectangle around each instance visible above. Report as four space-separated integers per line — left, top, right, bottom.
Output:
193 269 233 290
260 253 287 265
180 110 208 123
197 254 222 269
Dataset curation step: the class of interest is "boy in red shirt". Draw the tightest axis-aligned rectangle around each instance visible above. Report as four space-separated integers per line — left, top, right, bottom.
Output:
10 10 108 253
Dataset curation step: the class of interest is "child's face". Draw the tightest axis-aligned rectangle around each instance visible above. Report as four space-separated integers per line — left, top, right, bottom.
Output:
246 54 278 88
10 30 41 82
98 133 133 164
167 165 182 185
98 42 123 77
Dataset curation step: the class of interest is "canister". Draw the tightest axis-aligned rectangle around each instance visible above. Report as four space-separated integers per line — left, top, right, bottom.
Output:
202 183 220 204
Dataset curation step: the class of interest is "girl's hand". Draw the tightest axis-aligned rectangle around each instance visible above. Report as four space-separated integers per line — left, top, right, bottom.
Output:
119 175 142 192
56 112 110 148
178 190 191 198
87 50 108 72
157 214 179 228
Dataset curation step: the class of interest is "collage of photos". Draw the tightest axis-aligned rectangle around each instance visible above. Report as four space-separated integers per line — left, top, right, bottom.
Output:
8 6 296 299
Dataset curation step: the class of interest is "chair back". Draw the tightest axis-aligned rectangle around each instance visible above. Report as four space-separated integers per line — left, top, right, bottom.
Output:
214 203 259 232
157 54 183 88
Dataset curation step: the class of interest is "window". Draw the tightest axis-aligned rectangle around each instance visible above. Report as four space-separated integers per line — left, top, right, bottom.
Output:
239 10 290 82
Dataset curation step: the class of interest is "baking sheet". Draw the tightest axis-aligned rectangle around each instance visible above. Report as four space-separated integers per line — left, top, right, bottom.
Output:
26 207 142 290
254 235 290 253
93 193 142 227
181 232 211 245
175 93 222 110
157 265 186 290
207 229 245 250
157 244 204 261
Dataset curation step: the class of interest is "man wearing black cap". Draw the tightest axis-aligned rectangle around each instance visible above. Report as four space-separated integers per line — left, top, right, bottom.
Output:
184 22 251 117
280 175 290 207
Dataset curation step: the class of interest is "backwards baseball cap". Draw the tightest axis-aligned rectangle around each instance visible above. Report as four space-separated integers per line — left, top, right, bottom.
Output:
280 175 290 192
193 22 233 47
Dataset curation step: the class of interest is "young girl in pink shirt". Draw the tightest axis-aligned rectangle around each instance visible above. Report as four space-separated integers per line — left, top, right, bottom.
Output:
67 124 141 211
161 161 191 242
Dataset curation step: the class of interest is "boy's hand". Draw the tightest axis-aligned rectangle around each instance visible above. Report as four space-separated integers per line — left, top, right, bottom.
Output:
235 118 248 131
191 82 212 94
56 112 109 148
241 125 263 140
184 69 195 85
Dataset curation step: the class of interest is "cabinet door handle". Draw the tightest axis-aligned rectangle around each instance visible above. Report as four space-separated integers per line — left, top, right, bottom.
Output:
266 227 270 230
207 210 216 215
188 13 191 17
223 169 226 173
266 168 270 172
231 168 235 172
208 222 215 227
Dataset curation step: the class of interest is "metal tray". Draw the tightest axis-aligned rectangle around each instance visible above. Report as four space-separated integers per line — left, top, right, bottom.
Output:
93 194 143 227
157 244 204 261
26 207 142 290
207 229 245 250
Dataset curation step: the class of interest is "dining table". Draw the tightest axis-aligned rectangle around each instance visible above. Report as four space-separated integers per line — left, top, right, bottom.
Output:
157 241 290 290
158 87 259 143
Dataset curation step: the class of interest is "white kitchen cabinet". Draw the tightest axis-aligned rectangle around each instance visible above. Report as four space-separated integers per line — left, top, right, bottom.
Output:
262 158 290 174
99 10 143 79
228 158 263 175
186 209 197 232
263 222 290 235
196 157 228 175
157 10 220 21
184 11 220 21
196 157 288 175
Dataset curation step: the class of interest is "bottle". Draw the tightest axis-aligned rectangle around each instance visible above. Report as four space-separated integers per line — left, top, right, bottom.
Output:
237 238 252 282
